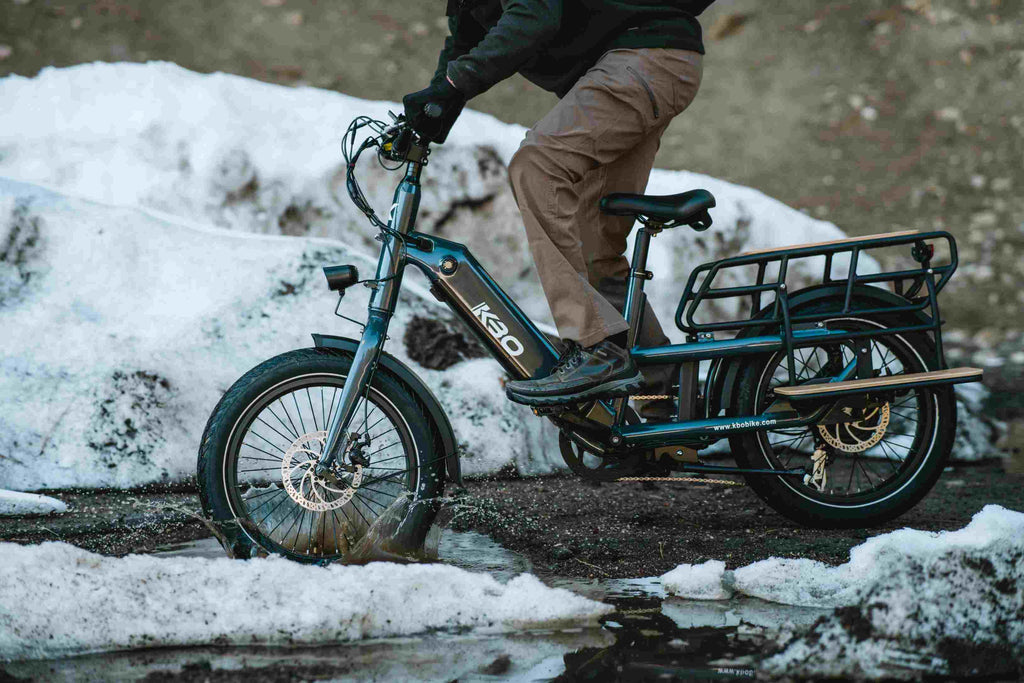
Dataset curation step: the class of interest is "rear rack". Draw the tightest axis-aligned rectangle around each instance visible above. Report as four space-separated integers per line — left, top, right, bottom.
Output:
674 230 958 381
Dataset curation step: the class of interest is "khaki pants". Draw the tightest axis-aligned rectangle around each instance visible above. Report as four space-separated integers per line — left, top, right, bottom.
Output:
509 48 703 389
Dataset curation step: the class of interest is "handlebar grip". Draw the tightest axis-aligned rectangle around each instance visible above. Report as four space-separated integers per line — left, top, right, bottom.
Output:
424 103 443 119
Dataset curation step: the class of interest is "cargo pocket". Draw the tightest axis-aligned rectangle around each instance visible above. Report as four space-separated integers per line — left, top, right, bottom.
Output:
626 65 660 120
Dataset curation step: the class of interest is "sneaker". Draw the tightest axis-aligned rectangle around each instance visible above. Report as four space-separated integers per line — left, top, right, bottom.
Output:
506 340 643 406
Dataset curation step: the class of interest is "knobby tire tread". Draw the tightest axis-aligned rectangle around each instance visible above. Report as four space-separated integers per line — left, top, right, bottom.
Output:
197 347 447 560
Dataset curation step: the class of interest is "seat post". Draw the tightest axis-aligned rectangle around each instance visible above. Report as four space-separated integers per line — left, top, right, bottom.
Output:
623 223 658 348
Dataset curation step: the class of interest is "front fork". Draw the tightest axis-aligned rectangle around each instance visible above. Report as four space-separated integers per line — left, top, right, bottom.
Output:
317 309 393 473
317 160 422 472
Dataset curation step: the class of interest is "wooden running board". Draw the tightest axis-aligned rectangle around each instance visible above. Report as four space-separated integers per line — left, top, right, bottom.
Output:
775 367 983 400
739 229 920 257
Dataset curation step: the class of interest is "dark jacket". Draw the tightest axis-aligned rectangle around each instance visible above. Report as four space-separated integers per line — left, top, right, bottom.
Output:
435 0 713 99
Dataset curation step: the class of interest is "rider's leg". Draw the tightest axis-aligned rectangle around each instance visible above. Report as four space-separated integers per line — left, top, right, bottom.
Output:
505 48 702 403
575 124 676 399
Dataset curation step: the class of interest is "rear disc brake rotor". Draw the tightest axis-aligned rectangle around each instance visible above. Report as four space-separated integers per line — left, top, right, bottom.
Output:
816 403 891 453
281 430 363 512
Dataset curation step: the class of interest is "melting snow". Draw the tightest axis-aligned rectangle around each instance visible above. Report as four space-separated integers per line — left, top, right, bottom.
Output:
660 560 732 600
0 541 612 661
0 490 66 516
657 506 1024 678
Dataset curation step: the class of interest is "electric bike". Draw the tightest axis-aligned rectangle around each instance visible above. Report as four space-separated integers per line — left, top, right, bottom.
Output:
197 113 982 562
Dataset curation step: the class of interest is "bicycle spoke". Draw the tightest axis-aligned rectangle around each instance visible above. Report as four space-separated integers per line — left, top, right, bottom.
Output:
267 403 300 441
254 416 298 449
241 442 286 461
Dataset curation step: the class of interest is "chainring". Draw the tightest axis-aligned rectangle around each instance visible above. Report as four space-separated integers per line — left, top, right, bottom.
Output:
558 432 649 482
281 430 363 512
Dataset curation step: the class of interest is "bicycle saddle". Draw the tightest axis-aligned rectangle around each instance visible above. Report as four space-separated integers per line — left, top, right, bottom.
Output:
599 189 716 230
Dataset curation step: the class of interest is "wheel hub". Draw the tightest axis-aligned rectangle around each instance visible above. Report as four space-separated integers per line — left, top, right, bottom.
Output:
816 403 891 453
281 430 363 512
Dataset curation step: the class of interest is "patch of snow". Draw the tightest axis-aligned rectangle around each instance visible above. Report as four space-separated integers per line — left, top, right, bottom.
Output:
660 560 732 600
734 504 1024 608
654 506 1024 677
0 541 612 661
760 505 1024 678
0 490 66 516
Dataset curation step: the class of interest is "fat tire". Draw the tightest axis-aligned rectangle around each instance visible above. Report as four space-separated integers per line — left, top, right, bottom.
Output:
197 347 446 561
730 311 957 529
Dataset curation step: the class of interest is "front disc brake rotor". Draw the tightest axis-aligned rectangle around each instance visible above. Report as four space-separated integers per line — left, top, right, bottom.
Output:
281 430 363 512
816 403 891 453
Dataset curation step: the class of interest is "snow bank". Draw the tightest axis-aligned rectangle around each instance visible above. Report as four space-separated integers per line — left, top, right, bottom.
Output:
762 505 1024 678
0 61 871 334
660 506 1024 678
0 541 612 661
734 504 1024 608
0 490 66 516
0 178 561 489
659 560 732 600
0 63 993 489
660 505 1024 608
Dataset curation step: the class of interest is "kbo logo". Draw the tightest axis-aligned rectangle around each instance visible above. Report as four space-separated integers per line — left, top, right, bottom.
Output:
471 302 525 357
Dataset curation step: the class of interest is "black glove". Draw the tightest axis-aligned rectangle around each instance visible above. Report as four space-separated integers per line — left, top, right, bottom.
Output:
402 78 466 144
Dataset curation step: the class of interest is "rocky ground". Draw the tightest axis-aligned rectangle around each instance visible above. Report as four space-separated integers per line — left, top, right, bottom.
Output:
3 459 1021 580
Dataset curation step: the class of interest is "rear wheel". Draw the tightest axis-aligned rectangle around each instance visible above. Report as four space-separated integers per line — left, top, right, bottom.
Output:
197 348 446 562
732 316 956 528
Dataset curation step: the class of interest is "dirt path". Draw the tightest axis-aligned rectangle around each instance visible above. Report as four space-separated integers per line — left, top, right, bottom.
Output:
4 461 1020 579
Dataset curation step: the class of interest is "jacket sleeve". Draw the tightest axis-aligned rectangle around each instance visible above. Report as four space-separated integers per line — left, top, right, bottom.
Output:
432 13 488 87
445 0 563 99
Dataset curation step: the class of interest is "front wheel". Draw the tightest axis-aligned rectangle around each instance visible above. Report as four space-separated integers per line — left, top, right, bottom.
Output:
732 316 956 528
197 347 446 562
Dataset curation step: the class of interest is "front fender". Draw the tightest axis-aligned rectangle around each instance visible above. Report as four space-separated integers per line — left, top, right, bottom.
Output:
312 333 462 486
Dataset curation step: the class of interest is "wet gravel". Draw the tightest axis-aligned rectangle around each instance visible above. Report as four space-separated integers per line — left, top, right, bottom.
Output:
3 461 1021 580
0 488 209 557
450 458 1024 579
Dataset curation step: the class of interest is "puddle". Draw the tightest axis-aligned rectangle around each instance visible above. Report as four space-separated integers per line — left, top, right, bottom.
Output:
22 532 828 681
154 529 532 582
4 631 614 683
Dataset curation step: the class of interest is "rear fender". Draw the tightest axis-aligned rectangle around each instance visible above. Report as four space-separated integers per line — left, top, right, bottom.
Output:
312 334 462 485
707 284 937 419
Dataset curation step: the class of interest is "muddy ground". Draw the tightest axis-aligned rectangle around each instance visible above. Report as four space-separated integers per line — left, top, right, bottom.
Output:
3 459 1021 579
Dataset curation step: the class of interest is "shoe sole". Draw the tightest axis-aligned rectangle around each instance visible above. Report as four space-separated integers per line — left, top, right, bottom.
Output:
506 372 644 407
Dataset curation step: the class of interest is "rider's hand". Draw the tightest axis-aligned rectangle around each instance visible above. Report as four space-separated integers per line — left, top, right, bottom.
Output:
402 77 466 144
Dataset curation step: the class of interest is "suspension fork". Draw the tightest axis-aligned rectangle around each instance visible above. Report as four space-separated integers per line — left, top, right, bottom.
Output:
317 156 424 472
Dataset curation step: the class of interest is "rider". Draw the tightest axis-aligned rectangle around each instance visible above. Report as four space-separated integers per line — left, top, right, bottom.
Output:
404 0 712 409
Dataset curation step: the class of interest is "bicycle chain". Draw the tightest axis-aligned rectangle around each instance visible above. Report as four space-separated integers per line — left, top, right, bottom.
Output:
615 476 743 486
